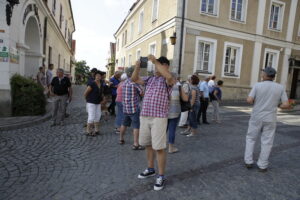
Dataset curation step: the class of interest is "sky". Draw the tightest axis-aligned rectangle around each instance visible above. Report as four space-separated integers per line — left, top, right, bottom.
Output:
72 0 136 71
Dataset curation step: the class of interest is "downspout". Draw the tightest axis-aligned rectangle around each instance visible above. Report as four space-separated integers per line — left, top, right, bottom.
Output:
178 0 186 75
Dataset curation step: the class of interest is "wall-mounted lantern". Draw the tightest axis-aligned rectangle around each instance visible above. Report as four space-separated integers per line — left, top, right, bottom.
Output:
170 32 177 45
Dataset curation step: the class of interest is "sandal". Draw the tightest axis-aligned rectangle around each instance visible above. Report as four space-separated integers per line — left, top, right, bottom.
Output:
119 140 125 145
132 145 145 150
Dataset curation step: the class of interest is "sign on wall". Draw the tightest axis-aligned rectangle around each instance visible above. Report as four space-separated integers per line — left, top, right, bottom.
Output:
0 46 9 62
9 48 19 64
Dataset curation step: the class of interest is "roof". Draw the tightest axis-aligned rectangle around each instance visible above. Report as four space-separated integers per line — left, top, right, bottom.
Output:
114 0 140 37
68 0 76 32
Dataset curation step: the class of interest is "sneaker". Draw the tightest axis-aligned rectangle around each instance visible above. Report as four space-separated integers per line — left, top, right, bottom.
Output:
50 122 57 127
186 133 195 137
154 176 166 191
138 169 156 179
245 163 254 169
258 167 268 173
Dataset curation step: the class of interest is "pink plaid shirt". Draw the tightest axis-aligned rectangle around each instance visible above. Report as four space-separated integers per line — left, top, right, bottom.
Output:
140 76 172 118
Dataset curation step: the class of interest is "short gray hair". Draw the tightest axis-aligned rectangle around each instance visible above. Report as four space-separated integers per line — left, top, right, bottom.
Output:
125 67 134 78
57 68 64 73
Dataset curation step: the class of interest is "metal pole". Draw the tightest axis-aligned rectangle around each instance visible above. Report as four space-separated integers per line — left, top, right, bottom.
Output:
178 0 186 75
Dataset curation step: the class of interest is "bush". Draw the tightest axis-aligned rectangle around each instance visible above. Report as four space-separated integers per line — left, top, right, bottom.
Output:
10 74 46 116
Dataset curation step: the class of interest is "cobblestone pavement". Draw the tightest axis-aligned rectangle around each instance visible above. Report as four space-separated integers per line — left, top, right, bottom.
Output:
0 86 299 200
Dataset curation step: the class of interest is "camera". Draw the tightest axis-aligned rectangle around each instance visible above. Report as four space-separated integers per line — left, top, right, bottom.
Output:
140 57 148 68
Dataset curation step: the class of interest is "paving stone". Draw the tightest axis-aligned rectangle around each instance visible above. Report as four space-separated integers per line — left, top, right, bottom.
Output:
0 86 299 200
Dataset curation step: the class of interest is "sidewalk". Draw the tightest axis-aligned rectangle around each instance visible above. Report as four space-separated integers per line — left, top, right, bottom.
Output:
0 104 52 131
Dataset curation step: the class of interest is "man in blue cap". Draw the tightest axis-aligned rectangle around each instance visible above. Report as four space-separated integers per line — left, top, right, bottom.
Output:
244 67 290 172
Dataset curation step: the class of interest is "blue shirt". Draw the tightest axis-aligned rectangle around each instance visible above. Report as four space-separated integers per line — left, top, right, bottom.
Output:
200 81 209 98
110 77 120 96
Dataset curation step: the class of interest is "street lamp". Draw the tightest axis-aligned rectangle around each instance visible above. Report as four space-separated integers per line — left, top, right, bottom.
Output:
170 32 177 45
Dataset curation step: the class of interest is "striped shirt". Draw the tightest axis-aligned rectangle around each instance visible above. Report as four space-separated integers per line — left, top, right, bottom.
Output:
141 76 172 118
122 79 142 114
168 84 181 119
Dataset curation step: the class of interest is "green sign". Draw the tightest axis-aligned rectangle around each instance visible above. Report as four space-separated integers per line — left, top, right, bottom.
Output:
0 52 8 57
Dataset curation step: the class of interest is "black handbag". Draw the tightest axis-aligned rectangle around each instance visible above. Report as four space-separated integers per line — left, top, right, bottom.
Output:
179 85 191 112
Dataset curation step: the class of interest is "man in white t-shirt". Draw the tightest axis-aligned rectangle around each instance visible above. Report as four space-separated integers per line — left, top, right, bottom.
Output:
244 67 290 172
208 75 216 92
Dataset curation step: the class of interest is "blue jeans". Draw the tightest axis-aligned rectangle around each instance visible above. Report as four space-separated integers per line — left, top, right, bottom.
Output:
115 102 124 128
167 116 180 144
188 103 200 129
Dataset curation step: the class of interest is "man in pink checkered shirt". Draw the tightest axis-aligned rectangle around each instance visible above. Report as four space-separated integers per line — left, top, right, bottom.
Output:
132 55 175 191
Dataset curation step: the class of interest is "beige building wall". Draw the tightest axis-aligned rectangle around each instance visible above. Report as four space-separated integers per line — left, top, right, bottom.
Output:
292 1 300 44
115 0 178 69
263 0 291 40
186 0 259 34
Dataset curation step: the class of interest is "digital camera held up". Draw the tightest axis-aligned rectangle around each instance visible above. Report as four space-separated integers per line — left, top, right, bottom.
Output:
140 57 148 68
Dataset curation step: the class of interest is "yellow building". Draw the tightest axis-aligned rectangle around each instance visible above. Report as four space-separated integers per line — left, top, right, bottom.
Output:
114 0 300 100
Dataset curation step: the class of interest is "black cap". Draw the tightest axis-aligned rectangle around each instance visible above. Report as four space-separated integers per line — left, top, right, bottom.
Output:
91 68 98 73
262 67 276 77
157 56 170 66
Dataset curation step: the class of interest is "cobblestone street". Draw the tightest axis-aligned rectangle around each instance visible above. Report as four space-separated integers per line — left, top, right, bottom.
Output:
0 86 299 200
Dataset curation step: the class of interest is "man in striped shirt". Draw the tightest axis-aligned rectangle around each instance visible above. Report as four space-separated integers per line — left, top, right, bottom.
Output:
132 55 175 191
119 67 144 150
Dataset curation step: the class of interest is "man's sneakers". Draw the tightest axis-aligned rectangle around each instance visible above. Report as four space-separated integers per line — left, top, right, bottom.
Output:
245 163 268 172
138 169 166 191
137 168 156 179
154 176 166 191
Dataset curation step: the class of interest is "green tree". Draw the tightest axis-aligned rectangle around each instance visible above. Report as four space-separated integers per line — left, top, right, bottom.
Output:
75 60 90 84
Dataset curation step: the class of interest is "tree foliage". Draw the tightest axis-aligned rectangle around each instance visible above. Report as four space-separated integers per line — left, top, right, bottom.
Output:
75 60 90 84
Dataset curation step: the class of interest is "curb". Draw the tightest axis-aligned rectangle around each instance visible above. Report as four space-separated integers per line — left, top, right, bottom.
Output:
0 113 52 131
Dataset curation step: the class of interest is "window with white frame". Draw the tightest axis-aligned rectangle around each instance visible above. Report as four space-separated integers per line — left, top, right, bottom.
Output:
117 39 119 51
152 0 159 22
136 49 141 60
194 37 217 74
52 0 56 15
128 54 132 67
269 1 285 31
263 49 279 70
130 21 134 41
148 43 156 72
223 42 243 77
201 0 218 16
122 33 125 47
138 10 144 33
231 0 247 22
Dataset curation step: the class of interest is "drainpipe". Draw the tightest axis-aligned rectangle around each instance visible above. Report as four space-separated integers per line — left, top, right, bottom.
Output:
178 0 186 75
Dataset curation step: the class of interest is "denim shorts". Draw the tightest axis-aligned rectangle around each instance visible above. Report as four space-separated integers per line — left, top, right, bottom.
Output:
122 110 140 129
115 102 124 128
188 103 200 129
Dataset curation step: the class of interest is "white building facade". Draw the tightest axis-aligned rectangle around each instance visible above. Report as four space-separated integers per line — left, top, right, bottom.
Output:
0 0 75 116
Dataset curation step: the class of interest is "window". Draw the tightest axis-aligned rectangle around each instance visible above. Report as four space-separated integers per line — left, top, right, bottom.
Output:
48 46 52 65
222 42 243 78
136 49 141 60
52 0 56 15
117 39 119 51
128 54 132 67
130 21 134 41
263 49 280 70
194 37 217 74
138 10 144 33
148 42 156 72
58 54 61 68
124 30 127 45
269 1 285 31
59 4 63 28
122 33 125 47
64 20 68 39
298 22 300 36
201 0 218 16
152 0 159 22
231 0 247 22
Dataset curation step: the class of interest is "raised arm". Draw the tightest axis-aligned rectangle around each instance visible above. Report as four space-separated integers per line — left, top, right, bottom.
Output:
131 61 144 84
148 55 174 86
